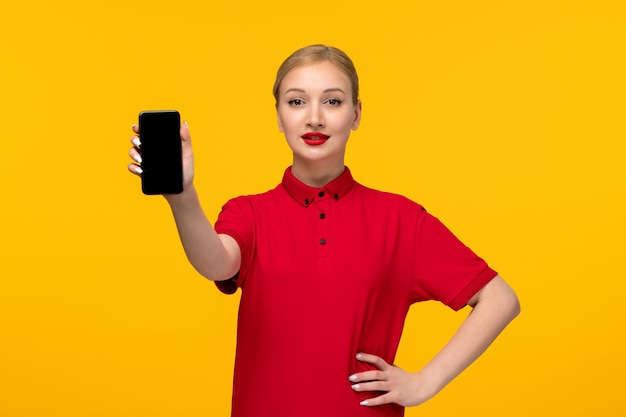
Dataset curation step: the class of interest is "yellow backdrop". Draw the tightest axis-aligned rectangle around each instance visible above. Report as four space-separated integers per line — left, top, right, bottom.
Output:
1 1 624 415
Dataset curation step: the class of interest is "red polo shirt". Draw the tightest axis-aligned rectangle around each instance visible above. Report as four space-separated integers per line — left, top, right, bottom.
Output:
214 166 497 417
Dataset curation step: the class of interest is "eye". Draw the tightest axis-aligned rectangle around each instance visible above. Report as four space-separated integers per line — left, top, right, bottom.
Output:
326 98 343 106
287 98 304 106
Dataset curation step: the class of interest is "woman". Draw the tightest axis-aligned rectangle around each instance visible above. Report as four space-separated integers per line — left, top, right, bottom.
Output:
128 44 520 417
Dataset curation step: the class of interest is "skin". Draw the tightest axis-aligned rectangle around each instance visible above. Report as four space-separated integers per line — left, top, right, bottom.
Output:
276 60 361 187
128 60 520 408
350 276 520 407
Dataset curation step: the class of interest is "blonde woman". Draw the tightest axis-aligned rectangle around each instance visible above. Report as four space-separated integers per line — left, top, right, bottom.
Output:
128 44 520 417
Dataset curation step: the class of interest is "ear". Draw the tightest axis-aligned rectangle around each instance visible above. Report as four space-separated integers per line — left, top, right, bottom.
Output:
351 100 362 130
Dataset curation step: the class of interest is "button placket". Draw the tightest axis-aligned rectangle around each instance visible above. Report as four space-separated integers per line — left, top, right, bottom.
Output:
316 190 332 270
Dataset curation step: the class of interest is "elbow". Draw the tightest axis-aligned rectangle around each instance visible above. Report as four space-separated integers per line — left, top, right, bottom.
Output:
503 286 521 321
496 275 521 321
476 275 521 322
510 293 521 320
188 251 240 282
201 263 240 283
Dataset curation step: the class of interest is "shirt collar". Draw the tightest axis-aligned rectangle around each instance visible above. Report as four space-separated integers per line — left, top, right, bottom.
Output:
281 166 356 207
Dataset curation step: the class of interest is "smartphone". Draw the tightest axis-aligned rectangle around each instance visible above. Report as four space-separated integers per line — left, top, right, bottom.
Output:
138 110 183 195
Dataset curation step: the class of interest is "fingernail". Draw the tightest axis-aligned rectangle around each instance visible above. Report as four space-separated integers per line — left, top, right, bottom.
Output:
360 400 368 406
135 166 143 175
348 374 357 381
132 138 141 147
351 384 360 390
133 154 142 163
184 121 189 128
356 353 362 360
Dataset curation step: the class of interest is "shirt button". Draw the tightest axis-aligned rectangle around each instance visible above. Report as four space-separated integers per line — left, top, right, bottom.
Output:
304 199 309 205
319 213 326 219
320 239 326 245
318 191 325 197
334 193 339 200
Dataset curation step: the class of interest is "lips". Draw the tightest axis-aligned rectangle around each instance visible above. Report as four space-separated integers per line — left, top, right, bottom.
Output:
302 132 330 146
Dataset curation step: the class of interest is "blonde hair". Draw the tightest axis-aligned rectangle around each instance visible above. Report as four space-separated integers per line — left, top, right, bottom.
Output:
273 44 360 105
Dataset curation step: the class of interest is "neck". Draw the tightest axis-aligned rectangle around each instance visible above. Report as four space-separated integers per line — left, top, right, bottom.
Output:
290 159 345 188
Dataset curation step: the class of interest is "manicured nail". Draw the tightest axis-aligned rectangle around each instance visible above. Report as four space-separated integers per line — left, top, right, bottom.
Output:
134 166 143 175
356 353 362 359
132 138 141 147
349 374 357 381
184 121 189 128
133 154 142 163
351 384 360 390
360 400 368 406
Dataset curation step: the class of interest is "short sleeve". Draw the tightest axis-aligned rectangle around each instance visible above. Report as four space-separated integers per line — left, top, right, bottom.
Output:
411 208 497 310
213 196 256 294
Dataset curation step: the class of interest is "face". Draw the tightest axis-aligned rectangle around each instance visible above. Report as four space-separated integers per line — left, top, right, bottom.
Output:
276 60 361 167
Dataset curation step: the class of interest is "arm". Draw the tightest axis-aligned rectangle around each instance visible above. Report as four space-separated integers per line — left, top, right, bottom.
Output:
166 184 241 281
128 123 240 281
351 275 520 407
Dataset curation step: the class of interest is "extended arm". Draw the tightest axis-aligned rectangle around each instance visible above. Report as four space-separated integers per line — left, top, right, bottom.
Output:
351 275 520 407
166 185 241 281
128 123 240 281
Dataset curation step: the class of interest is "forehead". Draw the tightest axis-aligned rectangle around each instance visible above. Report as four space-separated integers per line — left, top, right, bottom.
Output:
280 61 351 93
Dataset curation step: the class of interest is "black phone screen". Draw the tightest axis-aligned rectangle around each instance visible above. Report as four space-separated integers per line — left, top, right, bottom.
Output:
139 110 183 195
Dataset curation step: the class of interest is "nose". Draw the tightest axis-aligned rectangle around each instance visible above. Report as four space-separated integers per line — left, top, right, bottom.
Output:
306 103 324 127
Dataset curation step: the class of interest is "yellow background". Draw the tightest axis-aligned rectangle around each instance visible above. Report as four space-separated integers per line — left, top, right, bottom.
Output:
1 0 624 415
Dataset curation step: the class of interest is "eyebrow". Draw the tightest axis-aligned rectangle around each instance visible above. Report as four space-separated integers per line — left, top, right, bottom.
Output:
283 87 346 95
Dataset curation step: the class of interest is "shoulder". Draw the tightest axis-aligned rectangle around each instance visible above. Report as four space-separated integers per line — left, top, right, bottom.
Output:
224 183 283 203
353 182 426 213
220 184 284 211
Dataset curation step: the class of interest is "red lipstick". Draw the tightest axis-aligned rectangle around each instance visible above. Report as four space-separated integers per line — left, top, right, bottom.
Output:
302 132 330 146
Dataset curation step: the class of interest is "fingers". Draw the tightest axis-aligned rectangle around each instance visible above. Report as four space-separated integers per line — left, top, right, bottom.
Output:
358 393 394 407
351 375 395 407
128 162 142 176
350 352 428 408
349 352 395 406
180 121 191 143
127 120 190 179
129 126 142 176
351 379 389 392
349 353 390 383
356 352 391 370
349 369 386 383
129 146 142 163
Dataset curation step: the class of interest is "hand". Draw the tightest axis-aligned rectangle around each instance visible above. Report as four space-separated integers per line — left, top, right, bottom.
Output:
349 353 438 408
127 121 196 196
